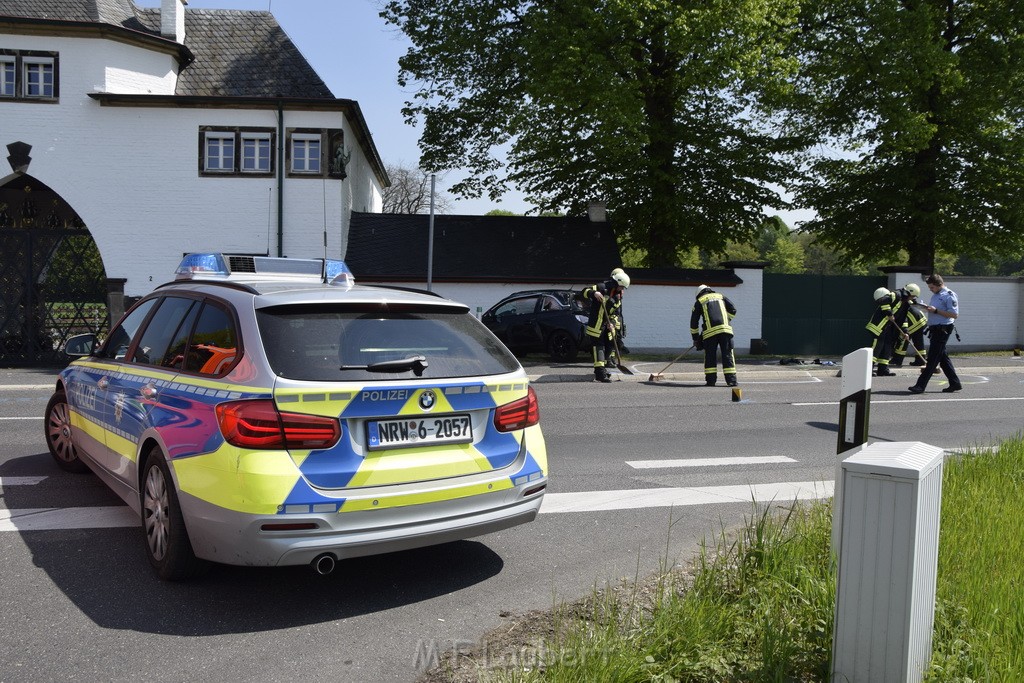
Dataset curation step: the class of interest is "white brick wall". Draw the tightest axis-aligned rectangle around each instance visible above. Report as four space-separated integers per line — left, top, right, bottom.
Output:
3 31 383 296
887 271 1024 351
377 270 1024 354
371 270 767 353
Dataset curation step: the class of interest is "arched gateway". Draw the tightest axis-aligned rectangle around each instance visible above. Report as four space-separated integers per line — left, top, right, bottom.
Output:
0 173 109 366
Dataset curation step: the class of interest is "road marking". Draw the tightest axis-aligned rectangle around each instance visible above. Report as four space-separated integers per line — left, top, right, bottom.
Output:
794 396 1024 406
0 476 47 486
0 384 54 391
0 481 833 529
540 480 833 514
0 416 43 420
626 456 796 469
0 506 138 532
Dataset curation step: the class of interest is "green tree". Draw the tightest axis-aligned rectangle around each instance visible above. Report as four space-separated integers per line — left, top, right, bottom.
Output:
785 0 1024 273
765 235 805 273
382 0 802 267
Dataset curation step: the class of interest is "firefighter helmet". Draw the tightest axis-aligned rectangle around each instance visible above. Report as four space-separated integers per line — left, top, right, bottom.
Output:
905 282 921 297
610 268 630 289
696 284 711 298
873 287 891 302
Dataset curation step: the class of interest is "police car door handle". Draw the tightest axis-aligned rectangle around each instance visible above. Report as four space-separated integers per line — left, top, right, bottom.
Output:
140 383 158 401
97 377 110 390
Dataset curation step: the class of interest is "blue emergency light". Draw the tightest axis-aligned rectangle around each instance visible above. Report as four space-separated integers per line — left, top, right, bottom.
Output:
175 253 355 286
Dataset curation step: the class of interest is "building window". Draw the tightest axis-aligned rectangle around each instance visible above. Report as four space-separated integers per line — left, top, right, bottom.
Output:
22 57 54 97
0 57 14 97
290 133 322 174
241 133 272 173
198 127 275 177
0 50 58 101
204 133 235 172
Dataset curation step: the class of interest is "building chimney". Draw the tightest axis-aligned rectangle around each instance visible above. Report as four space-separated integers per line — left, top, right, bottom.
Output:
587 200 607 223
161 0 187 44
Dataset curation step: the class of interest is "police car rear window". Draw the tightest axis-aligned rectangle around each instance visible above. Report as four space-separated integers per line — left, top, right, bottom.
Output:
256 304 520 381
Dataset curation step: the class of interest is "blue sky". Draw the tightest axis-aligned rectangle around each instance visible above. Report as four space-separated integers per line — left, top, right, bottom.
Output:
137 0 529 215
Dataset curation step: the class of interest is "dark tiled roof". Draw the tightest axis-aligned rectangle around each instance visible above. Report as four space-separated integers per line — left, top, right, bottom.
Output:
0 0 140 26
1 1 334 98
347 212 623 283
137 8 333 97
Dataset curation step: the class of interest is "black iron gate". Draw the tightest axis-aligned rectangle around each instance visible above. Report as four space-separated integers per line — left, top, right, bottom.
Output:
0 175 108 367
762 273 886 357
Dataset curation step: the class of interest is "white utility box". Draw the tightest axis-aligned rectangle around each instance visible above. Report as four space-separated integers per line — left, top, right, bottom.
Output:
832 441 944 683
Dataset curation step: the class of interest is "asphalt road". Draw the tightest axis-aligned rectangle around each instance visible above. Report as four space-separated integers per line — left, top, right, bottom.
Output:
1 356 1021 682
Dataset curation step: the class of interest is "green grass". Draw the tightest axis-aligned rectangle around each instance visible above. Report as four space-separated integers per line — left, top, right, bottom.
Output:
927 436 1024 680
484 437 1024 683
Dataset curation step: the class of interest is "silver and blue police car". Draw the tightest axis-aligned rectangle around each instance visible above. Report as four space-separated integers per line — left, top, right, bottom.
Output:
44 254 548 580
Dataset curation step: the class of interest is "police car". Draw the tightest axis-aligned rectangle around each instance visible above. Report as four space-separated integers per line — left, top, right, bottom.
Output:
44 254 548 580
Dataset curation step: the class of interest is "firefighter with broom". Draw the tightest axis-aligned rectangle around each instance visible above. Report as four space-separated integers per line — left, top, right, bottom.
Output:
582 268 630 383
690 284 738 387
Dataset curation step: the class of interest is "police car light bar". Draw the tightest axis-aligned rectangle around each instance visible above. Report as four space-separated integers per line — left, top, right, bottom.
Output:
175 253 355 286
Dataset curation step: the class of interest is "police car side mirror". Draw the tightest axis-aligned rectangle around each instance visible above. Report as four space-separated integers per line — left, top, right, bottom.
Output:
64 333 97 358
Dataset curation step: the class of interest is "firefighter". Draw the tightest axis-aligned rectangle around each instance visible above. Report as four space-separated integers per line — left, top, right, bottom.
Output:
582 268 630 382
866 286 900 376
891 282 927 367
690 284 738 387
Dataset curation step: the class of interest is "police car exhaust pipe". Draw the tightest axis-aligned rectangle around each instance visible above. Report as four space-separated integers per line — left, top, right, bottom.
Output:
312 553 337 575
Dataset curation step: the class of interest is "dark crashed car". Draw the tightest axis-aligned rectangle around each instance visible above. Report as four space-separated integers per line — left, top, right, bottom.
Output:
481 290 590 362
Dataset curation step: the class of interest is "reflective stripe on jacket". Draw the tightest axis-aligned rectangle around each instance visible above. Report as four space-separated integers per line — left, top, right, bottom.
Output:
583 281 613 338
865 293 896 336
690 292 735 339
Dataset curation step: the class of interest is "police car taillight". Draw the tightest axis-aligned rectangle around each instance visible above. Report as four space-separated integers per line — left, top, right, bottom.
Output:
216 399 340 449
493 386 540 432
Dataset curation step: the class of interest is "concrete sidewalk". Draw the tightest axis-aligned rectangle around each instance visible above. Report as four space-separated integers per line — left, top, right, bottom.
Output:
524 353 1024 384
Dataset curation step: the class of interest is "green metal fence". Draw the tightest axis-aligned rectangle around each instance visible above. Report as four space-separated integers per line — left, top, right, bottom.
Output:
761 274 886 357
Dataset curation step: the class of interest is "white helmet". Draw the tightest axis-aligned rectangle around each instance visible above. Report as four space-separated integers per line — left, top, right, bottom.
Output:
610 268 630 289
873 287 891 301
696 284 711 298
905 282 921 297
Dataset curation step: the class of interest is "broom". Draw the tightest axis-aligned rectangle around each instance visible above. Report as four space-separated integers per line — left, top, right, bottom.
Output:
648 345 696 382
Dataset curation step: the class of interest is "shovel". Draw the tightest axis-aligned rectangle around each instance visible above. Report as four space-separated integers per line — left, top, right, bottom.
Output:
648 345 695 382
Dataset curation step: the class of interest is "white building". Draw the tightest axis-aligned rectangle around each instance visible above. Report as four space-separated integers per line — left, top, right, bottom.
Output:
1 0 387 362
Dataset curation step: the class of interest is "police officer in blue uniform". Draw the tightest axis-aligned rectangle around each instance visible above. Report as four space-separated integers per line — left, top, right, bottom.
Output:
908 274 962 394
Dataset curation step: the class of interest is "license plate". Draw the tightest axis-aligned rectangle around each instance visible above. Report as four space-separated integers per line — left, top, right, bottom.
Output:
366 414 473 450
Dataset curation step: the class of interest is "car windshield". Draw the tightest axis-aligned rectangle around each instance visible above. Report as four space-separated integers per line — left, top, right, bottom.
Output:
256 303 520 381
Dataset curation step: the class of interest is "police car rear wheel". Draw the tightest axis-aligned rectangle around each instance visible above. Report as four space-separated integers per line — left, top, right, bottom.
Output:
141 452 208 581
44 390 89 473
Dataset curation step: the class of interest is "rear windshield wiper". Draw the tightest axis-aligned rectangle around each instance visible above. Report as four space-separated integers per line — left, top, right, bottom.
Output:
339 355 429 377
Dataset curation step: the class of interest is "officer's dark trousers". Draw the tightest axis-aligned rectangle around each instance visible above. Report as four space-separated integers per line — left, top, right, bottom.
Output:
912 325 961 390
703 333 736 385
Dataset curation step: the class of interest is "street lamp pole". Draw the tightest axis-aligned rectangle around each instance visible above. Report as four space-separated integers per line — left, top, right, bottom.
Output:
427 173 435 292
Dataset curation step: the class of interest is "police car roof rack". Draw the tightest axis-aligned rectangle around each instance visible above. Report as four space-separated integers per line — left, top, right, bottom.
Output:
175 253 354 287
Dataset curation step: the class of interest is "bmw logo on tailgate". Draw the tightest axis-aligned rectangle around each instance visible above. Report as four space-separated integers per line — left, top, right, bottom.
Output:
418 389 436 411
